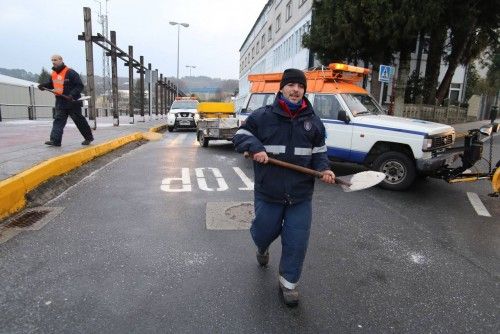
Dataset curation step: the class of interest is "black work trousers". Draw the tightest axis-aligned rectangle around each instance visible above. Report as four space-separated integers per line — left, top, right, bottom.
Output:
50 107 93 145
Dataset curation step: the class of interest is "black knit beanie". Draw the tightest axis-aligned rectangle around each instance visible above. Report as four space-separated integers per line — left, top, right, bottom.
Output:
280 68 307 91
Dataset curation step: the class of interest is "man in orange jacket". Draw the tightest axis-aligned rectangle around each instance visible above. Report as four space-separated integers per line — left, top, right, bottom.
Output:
38 55 94 147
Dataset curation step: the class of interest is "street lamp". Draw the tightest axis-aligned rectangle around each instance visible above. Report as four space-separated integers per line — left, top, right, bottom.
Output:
185 65 196 77
169 21 189 96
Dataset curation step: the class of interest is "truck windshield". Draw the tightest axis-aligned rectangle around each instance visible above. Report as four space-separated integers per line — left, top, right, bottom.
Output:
341 93 383 116
171 101 198 109
245 93 275 112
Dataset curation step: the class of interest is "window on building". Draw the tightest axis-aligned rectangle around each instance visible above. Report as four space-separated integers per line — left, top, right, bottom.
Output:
286 1 292 21
261 34 265 48
268 25 272 41
252 47 255 59
256 42 260 53
299 0 307 8
276 14 281 32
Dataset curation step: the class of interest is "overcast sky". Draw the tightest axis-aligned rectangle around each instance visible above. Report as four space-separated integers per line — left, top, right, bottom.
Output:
0 0 268 80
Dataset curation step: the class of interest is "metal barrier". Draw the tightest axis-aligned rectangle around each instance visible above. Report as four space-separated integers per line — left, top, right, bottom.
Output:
0 103 54 121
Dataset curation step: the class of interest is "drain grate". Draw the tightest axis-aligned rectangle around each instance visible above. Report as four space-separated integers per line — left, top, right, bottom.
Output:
6 209 51 229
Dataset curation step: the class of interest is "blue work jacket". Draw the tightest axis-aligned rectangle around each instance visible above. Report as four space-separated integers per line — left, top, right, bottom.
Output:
233 95 330 204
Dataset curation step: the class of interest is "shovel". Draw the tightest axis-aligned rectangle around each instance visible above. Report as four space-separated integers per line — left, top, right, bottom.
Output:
244 152 385 192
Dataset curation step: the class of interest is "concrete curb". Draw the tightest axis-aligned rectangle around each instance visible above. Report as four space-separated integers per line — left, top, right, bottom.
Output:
0 126 165 220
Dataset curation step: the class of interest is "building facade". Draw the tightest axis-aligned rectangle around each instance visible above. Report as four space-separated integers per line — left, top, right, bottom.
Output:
239 0 313 98
238 0 467 106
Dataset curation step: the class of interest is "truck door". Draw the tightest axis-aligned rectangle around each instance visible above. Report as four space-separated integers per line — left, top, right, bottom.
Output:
312 94 353 160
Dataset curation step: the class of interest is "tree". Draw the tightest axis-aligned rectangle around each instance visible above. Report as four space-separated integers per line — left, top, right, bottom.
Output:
303 0 439 112
38 67 51 84
435 0 499 104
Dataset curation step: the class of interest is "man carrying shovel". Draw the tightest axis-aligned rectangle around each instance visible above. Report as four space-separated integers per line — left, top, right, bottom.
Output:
233 68 335 307
38 54 94 147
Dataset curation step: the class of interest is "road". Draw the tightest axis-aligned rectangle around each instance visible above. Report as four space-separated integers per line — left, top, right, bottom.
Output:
0 131 498 333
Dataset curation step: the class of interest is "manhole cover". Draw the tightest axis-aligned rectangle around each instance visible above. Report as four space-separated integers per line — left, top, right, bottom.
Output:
206 202 254 230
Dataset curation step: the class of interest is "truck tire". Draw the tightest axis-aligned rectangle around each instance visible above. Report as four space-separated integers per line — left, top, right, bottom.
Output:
372 151 416 191
198 131 209 147
168 126 174 132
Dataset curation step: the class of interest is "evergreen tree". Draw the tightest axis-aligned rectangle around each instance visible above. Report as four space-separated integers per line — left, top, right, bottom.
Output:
38 67 51 84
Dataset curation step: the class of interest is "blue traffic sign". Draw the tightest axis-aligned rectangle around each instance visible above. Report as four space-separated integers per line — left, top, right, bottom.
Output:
379 64 394 82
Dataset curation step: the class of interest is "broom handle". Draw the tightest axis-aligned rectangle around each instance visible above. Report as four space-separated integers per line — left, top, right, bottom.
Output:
244 152 351 186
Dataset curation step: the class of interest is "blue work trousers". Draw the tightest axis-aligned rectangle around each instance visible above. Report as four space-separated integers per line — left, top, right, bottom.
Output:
251 198 312 284
50 107 93 145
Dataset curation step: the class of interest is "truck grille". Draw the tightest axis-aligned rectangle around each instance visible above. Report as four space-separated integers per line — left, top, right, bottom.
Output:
432 134 453 149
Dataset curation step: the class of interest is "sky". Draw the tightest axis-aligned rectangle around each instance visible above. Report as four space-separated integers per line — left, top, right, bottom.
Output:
0 0 268 80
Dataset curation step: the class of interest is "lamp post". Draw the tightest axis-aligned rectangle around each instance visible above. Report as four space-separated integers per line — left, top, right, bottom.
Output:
169 21 189 96
185 65 196 77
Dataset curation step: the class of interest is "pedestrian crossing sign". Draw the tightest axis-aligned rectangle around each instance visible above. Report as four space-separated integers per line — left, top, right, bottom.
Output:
379 65 394 83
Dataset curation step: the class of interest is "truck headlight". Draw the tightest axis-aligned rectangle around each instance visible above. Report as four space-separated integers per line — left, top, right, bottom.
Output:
422 138 433 151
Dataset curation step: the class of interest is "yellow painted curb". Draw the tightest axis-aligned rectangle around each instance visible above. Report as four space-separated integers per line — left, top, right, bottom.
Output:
0 127 165 221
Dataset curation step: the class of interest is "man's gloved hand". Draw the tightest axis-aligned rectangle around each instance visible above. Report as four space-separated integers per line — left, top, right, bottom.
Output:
37 84 45 91
62 95 75 101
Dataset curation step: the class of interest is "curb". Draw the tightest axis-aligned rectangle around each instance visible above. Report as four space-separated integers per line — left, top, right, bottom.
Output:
0 126 165 220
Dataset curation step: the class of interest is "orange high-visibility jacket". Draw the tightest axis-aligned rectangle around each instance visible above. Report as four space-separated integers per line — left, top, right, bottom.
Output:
51 67 70 95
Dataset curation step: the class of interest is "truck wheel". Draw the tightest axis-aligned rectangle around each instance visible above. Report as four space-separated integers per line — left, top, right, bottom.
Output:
372 151 416 190
198 131 209 147
168 126 174 132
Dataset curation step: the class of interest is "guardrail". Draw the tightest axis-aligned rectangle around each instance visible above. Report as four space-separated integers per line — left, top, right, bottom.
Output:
0 103 55 121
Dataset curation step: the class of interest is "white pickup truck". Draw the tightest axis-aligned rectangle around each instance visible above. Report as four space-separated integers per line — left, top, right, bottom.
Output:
238 90 458 191
167 98 200 132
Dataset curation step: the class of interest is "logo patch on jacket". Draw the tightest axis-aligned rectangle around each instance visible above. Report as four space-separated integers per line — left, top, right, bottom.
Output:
304 120 312 131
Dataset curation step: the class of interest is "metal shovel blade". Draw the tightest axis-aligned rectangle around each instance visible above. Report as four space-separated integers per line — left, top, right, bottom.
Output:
336 171 386 192
78 96 91 101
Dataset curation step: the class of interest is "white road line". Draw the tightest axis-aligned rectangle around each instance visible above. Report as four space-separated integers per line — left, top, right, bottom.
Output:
466 192 492 217
233 167 254 190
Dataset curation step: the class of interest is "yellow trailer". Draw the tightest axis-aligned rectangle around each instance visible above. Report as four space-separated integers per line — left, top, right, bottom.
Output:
196 102 239 147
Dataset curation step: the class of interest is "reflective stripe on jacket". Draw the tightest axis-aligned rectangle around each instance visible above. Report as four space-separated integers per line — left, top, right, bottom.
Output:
232 94 330 204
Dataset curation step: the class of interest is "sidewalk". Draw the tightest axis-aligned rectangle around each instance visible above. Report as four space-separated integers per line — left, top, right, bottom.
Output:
0 115 168 219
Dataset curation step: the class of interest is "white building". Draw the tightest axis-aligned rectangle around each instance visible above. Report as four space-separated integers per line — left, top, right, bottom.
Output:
239 0 313 98
0 74 55 120
239 0 467 105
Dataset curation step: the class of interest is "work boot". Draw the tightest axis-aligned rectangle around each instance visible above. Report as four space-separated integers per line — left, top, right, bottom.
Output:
279 281 299 307
44 140 61 147
256 248 269 266
81 138 94 145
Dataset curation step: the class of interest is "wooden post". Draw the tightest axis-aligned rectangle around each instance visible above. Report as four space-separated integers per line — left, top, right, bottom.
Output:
83 7 97 129
139 56 145 121
110 30 119 126
159 74 164 117
155 69 159 119
148 63 152 118
128 45 134 123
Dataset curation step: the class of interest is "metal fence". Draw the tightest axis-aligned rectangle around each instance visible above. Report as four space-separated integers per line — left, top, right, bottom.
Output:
400 104 475 124
0 103 167 121
0 103 55 121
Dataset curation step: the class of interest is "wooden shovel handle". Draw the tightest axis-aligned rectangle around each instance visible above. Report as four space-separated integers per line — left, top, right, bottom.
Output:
244 152 351 186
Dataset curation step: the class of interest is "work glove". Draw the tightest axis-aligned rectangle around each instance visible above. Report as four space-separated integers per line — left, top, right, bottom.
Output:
37 84 45 91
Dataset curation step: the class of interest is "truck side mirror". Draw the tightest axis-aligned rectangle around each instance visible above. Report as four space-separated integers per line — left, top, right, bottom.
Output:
338 110 350 123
